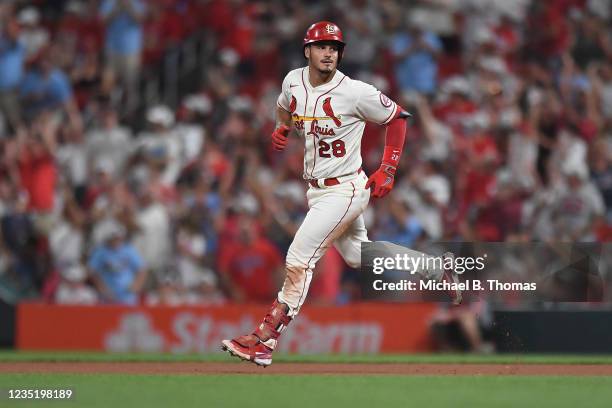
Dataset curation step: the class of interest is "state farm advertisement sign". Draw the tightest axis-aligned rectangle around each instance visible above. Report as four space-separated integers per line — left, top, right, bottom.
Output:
17 303 436 353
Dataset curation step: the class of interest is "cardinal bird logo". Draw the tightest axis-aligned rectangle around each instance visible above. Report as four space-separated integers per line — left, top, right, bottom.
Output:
322 97 342 127
289 95 297 113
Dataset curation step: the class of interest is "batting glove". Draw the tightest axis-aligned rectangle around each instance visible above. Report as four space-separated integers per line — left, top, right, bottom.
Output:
365 164 396 198
271 124 290 151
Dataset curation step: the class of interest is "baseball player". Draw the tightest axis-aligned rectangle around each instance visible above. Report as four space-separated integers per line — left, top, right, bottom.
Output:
222 21 462 366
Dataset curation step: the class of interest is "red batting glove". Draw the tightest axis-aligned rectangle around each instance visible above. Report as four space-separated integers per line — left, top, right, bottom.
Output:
365 164 396 198
271 124 290 151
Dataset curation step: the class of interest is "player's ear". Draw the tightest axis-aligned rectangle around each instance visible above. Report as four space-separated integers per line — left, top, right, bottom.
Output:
304 45 310 60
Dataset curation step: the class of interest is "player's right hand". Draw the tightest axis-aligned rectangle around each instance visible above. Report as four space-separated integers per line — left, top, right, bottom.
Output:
271 125 290 151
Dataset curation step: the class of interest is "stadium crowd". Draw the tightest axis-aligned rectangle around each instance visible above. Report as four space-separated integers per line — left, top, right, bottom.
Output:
0 0 610 306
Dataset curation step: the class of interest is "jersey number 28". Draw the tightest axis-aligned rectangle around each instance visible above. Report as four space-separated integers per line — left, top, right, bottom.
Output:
318 139 346 158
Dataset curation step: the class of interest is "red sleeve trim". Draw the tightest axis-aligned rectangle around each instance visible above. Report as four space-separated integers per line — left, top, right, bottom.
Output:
380 103 398 125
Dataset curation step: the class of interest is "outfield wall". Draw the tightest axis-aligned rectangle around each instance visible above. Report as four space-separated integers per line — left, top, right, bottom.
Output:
15 303 612 354
493 310 612 353
0 300 15 348
16 303 437 353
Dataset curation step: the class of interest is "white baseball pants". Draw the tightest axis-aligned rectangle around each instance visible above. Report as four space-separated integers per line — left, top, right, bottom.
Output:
277 171 370 316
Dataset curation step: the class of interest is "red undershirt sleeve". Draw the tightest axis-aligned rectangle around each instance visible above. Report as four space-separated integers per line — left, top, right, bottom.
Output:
381 106 407 168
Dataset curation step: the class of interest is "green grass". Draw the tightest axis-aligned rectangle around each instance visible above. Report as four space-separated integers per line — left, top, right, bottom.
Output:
2 352 612 408
2 350 612 364
1 374 611 408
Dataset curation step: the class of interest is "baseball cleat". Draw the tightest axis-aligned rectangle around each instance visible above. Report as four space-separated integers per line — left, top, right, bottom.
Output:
221 299 292 367
441 252 463 305
221 337 272 367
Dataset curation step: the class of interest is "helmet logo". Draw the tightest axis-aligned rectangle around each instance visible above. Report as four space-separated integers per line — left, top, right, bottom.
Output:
325 24 336 34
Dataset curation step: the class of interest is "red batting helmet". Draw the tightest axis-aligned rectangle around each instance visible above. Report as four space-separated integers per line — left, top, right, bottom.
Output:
303 21 345 62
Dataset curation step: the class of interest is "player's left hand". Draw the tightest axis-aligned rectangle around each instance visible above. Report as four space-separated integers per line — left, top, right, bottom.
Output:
366 164 396 198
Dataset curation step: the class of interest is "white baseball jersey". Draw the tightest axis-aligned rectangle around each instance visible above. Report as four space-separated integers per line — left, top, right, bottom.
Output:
277 67 398 180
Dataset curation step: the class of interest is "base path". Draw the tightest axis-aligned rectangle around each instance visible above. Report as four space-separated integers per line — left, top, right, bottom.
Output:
2 362 612 376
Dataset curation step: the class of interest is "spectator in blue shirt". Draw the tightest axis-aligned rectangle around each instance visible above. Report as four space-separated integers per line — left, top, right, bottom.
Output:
0 19 25 134
373 195 424 248
88 221 148 305
100 0 146 111
19 49 82 131
390 16 442 96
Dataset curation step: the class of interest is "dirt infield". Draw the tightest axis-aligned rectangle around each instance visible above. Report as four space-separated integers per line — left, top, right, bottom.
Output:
2 362 612 376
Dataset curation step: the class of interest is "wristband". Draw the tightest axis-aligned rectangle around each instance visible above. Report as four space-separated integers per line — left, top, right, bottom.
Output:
382 146 401 168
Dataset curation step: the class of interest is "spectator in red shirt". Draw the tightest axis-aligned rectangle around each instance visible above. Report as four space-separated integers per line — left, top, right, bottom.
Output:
433 76 478 130
525 2 571 62
217 214 283 302
142 2 186 65
456 113 499 225
17 117 57 213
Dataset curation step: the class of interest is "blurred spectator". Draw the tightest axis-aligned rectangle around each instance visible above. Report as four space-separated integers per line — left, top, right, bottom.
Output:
552 163 605 241
341 0 382 76
433 75 477 130
16 115 57 216
175 216 208 288
17 7 50 61
456 114 499 222
570 13 610 70
0 187 38 290
70 41 107 108
88 220 147 305
176 94 209 165
389 13 442 96
217 214 283 302
142 1 187 64
19 51 82 132
524 1 571 63
185 269 225 304
591 139 612 221
397 160 450 240
591 64 612 120
137 105 182 187
49 199 85 271
507 125 538 190
57 1 105 107
144 274 182 306
54 264 98 305
0 18 25 133
132 186 171 278
373 194 423 247
430 301 494 353
86 104 133 179
413 93 453 162
55 125 88 198
100 0 146 110
83 159 115 212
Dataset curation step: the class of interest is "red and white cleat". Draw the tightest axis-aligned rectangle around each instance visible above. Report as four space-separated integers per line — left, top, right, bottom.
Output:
221 335 273 367
221 299 292 367
441 252 463 305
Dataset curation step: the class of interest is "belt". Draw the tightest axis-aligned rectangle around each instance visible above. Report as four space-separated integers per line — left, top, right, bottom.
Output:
308 168 363 189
